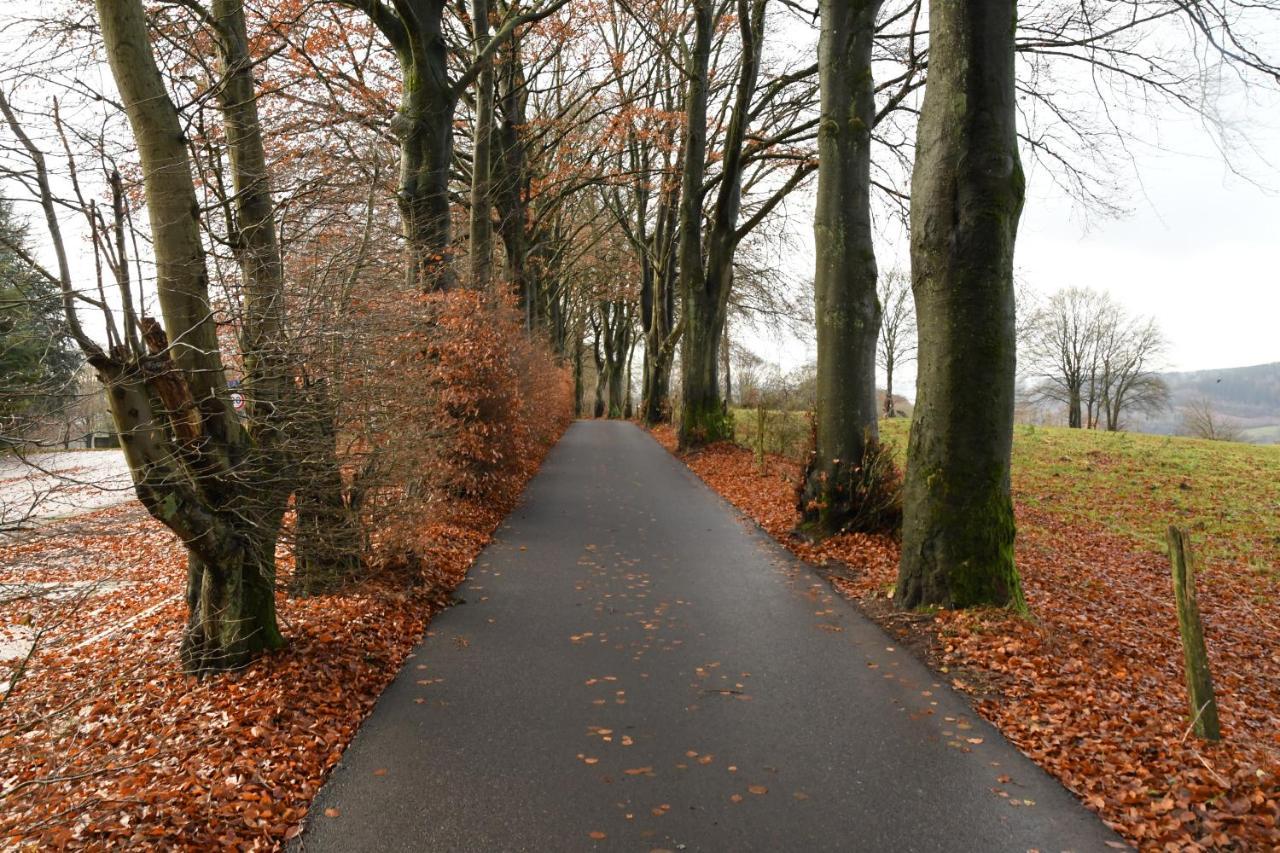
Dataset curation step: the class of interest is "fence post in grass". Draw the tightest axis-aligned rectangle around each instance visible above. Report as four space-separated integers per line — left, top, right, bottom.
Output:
755 400 766 474
1167 525 1221 741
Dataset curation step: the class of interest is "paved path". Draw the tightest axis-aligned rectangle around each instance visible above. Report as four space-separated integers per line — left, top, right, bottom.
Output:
300 421 1119 852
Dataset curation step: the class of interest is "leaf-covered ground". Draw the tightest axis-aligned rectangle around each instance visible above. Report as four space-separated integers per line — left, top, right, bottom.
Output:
653 422 1279 850
0 467 553 848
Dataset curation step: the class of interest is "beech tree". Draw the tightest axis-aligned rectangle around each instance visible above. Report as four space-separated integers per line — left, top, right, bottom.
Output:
895 1 1026 610
1023 287 1168 431
797 0 882 535
675 0 815 448
336 0 567 291
0 0 291 673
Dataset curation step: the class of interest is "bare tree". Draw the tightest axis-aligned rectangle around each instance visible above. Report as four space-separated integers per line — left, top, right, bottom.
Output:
1023 287 1111 428
1097 314 1169 431
1023 286 1169 431
876 267 914 418
1181 396 1242 442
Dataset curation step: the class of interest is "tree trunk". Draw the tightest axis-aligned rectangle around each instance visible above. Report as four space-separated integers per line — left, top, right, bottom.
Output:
292 382 362 594
496 37 530 314
895 0 1027 611
798 0 883 536
95 0 287 673
721 319 732 407
640 225 678 425
180 525 285 673
592 332 606 418
392 0 456 292
468 0 495 288
624 332 636 419
674 0 715 447
573 331 584 417
677 0 764 449
884 360 895 418
212 0 361 592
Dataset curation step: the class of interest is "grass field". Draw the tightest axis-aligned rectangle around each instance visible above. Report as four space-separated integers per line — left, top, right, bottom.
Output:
730 409 1280 580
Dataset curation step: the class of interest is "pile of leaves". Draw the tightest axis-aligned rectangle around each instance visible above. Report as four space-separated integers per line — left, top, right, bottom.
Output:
0 293 572 848
652 424 1279 849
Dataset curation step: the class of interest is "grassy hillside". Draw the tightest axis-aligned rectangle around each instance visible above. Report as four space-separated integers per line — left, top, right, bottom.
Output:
730 410 1280 575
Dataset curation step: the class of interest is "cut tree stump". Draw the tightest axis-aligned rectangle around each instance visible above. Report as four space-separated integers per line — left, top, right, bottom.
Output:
1167 525 1221 741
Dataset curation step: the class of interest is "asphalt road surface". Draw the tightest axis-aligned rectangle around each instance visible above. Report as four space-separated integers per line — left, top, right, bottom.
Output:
299 421 1121 852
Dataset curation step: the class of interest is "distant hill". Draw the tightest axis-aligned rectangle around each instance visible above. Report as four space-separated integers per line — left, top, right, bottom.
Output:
1138 362 1280 443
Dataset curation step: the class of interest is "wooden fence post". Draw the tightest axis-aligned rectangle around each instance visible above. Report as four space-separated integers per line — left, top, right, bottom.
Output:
1167 525 1221 741
755 401 766 474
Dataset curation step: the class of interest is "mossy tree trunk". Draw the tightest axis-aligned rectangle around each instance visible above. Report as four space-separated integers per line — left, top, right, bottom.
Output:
798 0 883 536
93 0 288 673
895 0 1027 611
394 0 457 292
342 0 567 293
673 0 715 447
677 0 766 450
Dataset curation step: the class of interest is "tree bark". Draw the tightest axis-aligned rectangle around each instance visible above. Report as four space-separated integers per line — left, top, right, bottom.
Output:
677 0 765 449
895 0 1027 610
95 0 287 673
212 0 361 592
884 362 895 418
494 31 548 327
397 0 456 291
468 0 496 288
572 330 584 417
798 0 883 536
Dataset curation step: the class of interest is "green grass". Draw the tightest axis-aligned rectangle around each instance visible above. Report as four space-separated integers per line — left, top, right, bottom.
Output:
731 410 1280 576
729 406 811 461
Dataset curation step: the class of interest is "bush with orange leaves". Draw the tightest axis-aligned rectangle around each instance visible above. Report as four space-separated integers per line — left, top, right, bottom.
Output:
346 289 572 564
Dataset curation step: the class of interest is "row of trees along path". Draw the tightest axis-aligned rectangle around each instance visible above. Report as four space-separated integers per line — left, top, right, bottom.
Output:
0 0 1275 844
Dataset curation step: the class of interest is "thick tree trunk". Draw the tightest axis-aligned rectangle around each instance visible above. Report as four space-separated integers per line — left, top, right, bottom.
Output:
640 216 678 425
674 0 714 448
680 284 729 443
180 525 284 673
677 0 764 449
389 0 456 292
96 0 287 673
798 0 883 536
895 0 1026 611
